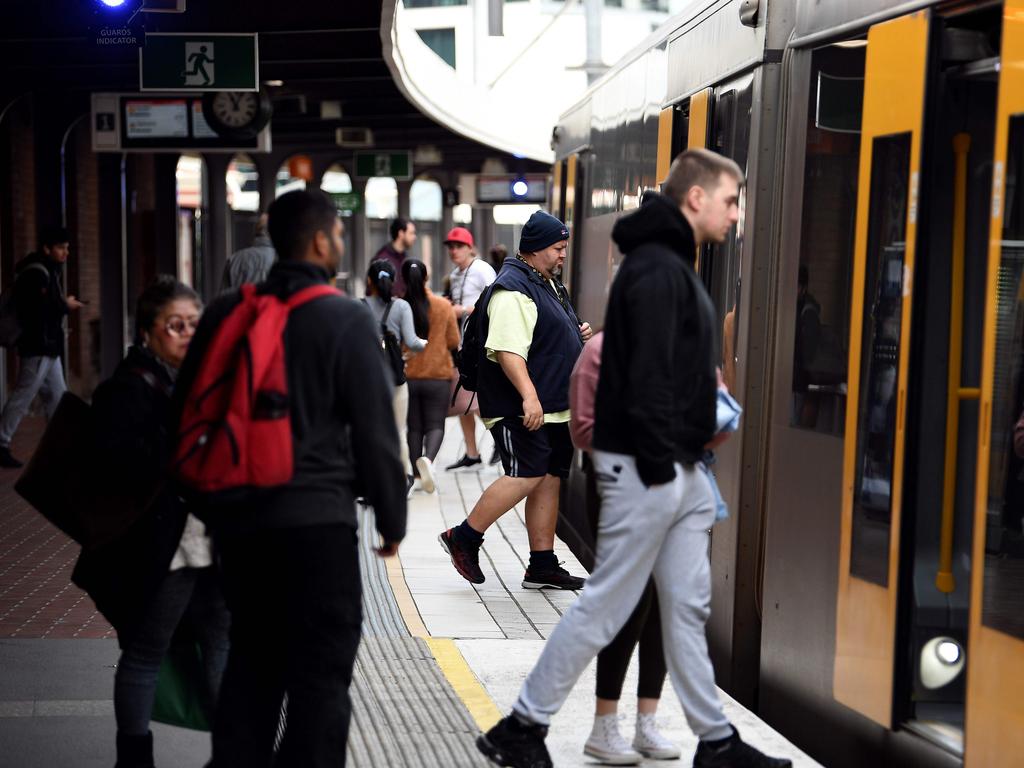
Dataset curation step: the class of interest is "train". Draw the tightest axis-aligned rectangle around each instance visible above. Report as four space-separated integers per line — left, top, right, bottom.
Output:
549 0 1023 766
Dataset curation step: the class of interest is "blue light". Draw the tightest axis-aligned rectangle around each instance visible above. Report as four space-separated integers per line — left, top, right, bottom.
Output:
99 0 127 6
511 179 529 198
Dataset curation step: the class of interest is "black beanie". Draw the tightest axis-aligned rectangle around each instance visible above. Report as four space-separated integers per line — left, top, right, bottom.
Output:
519 211 569 254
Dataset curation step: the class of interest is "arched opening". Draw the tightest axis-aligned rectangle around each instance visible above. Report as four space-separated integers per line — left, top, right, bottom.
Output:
321 164 355 293
410 178 442 282
226 153 260 261
175 153 206 289
365 177 398 267
276 155 310 198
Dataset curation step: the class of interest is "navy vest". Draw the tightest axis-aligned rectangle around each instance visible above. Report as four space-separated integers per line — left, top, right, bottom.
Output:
477 257 584 419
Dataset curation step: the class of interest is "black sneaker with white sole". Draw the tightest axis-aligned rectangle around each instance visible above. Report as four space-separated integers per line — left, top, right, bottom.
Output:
439 528 485 584
693 727 792 768
522 563 585 590
445 454 483 471
477 714 552 768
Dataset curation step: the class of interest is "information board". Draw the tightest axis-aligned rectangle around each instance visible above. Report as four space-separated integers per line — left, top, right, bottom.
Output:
124 99 189 139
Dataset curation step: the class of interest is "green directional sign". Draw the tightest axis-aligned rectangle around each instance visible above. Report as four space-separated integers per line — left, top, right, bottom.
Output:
354 151 412 181
330 192 363 214
141 33 259 92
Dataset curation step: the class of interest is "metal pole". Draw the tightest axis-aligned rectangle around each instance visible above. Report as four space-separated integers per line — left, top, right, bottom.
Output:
584 0 602 85
488 0 503 36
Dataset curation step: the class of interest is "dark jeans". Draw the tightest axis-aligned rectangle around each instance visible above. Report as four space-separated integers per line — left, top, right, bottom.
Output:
595 579 666 700
114 566 230 735
407 378 450 467
213 524 362 768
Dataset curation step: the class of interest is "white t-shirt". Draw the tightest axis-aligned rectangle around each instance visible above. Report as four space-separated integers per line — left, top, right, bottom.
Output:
449 258 497 311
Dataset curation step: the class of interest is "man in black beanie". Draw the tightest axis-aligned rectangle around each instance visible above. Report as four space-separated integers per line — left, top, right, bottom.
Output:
439 210 592 589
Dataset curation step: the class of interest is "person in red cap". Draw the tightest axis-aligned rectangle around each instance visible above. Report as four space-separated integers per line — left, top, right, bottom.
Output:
444 226 497 470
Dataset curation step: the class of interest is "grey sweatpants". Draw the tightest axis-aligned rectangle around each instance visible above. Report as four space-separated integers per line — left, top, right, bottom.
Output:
514 451 732 741
0 355 66 447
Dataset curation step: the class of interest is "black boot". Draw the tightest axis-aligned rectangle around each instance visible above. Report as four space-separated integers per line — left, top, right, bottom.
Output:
115 731 155 768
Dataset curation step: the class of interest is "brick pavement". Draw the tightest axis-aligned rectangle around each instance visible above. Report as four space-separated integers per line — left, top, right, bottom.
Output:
0 415 113 640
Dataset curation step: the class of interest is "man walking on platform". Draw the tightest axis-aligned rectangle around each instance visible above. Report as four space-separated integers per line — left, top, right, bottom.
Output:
220 213 276 291
439 211 591 590
176 190 407 768
0 227 83 468
374 217 416 298
476 150 791 768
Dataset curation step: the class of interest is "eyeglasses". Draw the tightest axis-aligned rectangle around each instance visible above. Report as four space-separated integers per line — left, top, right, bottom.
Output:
164 316 199 337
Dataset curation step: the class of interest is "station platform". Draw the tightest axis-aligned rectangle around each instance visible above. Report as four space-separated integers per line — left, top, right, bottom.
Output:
0 415 821 767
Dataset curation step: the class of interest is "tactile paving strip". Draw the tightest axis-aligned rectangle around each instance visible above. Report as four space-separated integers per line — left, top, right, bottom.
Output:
357 504 410 638
347 636 490 767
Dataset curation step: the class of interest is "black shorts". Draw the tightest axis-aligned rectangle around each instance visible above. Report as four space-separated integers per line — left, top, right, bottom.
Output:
489 418 574 479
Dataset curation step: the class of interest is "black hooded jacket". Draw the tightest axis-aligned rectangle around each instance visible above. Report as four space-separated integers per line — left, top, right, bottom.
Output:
173 260 407 542
592 193 718 486
15 253 69 357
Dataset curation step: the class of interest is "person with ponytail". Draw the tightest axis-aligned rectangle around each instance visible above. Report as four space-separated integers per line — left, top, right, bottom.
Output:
402 259 460 494
364 259 426 496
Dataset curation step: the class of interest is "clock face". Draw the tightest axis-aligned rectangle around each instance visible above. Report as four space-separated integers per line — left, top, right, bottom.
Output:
212 91 259 128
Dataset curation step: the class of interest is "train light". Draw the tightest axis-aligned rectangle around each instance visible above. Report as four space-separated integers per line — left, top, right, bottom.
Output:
919 636 964 689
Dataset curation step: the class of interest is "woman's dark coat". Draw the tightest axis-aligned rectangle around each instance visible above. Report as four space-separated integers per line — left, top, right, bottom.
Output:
72 345 188 646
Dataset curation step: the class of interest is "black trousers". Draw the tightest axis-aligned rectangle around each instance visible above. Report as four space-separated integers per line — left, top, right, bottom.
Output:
213 524 362 768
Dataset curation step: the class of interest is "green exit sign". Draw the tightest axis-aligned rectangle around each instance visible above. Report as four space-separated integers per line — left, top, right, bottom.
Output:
141 33 258 92
354 152 412 181
330 192 362 214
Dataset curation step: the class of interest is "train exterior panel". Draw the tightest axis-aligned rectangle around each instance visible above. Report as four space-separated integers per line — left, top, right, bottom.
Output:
553 0 1023 765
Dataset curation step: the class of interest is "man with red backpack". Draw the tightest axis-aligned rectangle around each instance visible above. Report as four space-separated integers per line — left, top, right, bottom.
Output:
173 189 406 768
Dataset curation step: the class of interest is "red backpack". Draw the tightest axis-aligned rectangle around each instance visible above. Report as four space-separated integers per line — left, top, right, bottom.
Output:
175 282 339 493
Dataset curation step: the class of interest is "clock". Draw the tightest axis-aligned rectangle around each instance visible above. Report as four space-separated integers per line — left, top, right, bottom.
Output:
201 90 273 140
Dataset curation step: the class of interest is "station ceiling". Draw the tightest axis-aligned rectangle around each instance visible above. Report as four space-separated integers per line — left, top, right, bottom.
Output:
1 1 544 175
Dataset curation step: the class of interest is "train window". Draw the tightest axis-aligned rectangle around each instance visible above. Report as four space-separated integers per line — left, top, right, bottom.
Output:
849 132 912 588
982 115 1024 640
701 79 751 390
791 44 865 435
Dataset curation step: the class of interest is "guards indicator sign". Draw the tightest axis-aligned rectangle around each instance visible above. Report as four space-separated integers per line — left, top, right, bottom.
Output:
140 33 258 92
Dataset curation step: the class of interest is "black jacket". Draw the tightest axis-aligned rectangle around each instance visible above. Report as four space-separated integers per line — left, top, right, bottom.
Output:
477 257 584 418
72 345 188 646
15 253 68 357
592 193 718 486
173 260 407 542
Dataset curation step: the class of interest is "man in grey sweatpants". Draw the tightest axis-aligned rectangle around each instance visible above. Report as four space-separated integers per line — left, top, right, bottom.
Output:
477 150 791 768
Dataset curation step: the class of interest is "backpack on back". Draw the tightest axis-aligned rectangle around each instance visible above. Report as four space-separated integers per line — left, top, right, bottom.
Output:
362 299 406 385
0 262 50 348
175 282 339 494
451 284 494 409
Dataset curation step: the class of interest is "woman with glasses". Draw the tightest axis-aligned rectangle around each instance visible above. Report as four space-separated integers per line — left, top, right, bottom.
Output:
73 275 230 768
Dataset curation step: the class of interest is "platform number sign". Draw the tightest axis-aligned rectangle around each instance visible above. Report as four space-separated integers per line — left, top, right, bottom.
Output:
141 33 258 92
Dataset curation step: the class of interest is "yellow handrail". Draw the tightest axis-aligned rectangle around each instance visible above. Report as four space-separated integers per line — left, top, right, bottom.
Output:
937 133 971 594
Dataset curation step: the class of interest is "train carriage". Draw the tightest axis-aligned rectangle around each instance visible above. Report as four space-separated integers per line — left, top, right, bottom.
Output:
550 1 1024 765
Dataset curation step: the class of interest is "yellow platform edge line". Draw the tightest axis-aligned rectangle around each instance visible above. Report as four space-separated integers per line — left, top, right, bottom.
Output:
384 547 503 731
424 637 504 732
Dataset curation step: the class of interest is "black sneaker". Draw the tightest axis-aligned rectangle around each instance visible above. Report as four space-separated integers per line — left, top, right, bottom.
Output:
0 446 23 469
522 563 585 590
439 528 485 584
406 475 416 499
693 727 792 768
477 714 552 768
445 454 483 471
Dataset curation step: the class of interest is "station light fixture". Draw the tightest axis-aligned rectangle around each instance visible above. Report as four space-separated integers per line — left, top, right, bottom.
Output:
95 0 142 13
919 636 965 689
510 176 530 200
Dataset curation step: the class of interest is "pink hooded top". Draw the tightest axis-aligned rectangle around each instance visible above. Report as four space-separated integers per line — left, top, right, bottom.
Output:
568 332 603 453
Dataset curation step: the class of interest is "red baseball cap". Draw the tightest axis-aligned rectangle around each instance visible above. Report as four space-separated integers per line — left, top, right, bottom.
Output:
443 227 474 247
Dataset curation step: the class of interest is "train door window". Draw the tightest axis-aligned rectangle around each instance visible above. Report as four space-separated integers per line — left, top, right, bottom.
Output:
703 77 752 391
791 43 866 434
982 115 1024 641
850 132 912 587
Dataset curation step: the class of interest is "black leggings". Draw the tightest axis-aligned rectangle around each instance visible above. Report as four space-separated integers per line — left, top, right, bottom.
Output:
407 378 451 467
596 579 666 700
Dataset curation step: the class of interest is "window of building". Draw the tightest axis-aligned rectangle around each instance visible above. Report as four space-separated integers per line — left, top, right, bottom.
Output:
410 179 442 221
365 177 398 220
321 164 353 194
790 43 866 435
226 154 259 212
416 28 456 69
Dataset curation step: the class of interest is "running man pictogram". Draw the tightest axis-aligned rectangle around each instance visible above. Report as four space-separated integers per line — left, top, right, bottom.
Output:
182 42 215 86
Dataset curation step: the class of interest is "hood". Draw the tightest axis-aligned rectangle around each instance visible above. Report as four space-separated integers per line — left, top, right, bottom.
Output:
611 193 696 262
261 259 332 298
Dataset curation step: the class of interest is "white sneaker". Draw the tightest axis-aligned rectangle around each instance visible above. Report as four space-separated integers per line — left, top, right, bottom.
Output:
633 713 681 760
416 456 436 493
584 714 642 765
